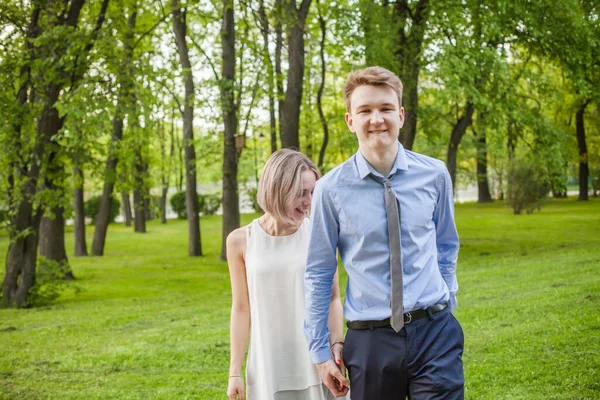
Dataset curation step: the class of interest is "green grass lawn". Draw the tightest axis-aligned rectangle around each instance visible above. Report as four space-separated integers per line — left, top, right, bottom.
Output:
1 199 599 399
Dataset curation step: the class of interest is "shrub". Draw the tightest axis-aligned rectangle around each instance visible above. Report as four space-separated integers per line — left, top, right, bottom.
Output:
199 193 222 216
170 191 222 218
24 257 71 307
85 195 121 224
244 185 263 214
170 191 187 219
507 159 550 215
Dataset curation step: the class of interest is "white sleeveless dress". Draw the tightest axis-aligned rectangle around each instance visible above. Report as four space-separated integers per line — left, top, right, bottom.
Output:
245 218 335 400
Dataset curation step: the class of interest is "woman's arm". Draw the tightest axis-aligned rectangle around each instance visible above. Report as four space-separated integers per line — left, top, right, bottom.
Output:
327 269 345 372
226 228 251 400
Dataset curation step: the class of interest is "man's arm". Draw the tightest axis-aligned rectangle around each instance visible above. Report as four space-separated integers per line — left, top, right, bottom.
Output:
433 167 460 312
304 182 340 363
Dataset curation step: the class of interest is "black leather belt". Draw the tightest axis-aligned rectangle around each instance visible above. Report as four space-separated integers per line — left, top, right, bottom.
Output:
346 303 448 330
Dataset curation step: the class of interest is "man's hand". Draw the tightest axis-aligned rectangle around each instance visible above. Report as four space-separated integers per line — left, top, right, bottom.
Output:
316 359 350 397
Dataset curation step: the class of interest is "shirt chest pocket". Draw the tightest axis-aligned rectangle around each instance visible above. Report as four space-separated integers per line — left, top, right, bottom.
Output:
339 189 435 239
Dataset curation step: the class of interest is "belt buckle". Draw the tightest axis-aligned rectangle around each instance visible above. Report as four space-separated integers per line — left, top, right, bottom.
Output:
404 312 412 324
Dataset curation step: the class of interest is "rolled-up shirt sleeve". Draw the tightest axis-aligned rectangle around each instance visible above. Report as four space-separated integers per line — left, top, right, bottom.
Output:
433 167 460 313
304 181 339 364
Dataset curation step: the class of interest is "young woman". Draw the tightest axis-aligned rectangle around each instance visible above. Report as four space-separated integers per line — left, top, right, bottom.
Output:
226 149 346 400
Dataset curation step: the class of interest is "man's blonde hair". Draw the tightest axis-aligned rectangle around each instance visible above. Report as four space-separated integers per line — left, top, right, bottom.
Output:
343 66 403 112
257 149 320 224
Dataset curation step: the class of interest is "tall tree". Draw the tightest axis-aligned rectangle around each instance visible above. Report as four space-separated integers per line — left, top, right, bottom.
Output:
172 0 202 256
220 0 239 260
576 98 593 200
256 0 277 154
394 0 431 150
2 0 109 307
92 5 137 255
473 124 493 203
280 0 312 149
315 0 329 170
73 157 88 256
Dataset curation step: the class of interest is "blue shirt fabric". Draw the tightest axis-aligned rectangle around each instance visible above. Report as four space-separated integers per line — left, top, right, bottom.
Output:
304 142 460 364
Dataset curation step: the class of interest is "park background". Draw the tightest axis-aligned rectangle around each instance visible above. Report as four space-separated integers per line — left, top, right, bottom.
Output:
1 0 599 398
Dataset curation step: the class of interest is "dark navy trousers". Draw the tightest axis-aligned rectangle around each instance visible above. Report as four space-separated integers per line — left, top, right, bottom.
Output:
343 308 464 400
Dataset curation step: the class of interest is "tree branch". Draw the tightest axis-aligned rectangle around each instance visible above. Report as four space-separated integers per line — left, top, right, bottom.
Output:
188 35 220 82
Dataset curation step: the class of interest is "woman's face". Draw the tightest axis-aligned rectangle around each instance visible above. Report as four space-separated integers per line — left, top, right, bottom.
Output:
288 171 317 222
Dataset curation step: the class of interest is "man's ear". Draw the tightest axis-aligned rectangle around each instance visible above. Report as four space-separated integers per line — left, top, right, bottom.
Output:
399 107 405 128
345 112 355 132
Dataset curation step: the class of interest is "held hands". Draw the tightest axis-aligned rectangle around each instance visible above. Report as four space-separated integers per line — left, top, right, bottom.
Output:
227 376 244 400
330 341 346 378
316 342 350 398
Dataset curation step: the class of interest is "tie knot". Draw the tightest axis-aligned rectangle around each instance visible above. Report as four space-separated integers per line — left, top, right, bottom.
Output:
369 173 394 187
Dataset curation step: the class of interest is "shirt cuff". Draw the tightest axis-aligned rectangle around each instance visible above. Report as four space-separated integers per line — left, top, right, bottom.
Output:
448 293 457 313
310 347 332 364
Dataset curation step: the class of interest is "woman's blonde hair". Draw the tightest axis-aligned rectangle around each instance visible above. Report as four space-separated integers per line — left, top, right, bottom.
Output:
257 149 320 224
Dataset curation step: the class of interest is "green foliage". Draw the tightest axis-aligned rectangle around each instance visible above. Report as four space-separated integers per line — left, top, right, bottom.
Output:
169 191 187 219
507 159 550 214
84 195 120 225
198 193 222 216
170 191 222 218
23 257 71 308
245 186 263 214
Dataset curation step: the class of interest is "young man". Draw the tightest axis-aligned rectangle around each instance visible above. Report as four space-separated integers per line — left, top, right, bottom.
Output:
304 66 463 399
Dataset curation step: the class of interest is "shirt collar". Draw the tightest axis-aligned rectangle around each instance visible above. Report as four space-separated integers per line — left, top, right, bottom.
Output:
355 142 409 180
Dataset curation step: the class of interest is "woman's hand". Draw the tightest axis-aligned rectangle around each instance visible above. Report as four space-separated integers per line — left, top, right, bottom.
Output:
330 341 347 380
227 376 245 400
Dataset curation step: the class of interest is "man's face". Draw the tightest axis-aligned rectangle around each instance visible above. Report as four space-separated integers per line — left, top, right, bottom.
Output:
345 85 405 154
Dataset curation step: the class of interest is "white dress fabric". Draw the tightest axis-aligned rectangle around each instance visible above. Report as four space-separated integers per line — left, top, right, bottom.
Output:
245 218 335 400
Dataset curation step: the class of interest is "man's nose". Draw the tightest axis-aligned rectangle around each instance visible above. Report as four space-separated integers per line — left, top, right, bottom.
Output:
370 110 383 124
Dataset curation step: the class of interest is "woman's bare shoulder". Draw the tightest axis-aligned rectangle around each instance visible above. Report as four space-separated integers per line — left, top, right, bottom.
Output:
226 224 250 253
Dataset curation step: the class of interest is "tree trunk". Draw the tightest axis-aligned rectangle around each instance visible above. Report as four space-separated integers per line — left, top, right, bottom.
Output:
280 0 312 149
316 0 329 170
159 121 169 224
446 102 474 190
275 0 284 146
73 164 88 256
395 0 431 150
122 192 133 226
258 0 277 154
474 129 493 203
576 99 591 201
143 175 151 221
173 0 202 256
160 187 168 224
3 189 43 307
133 190 146 233
40 206 74 279
91 8 136 255
221 0 240 260
39 146 72 276
133 154 146 233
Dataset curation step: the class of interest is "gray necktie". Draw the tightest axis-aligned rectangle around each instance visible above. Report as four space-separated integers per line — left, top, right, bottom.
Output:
371 174 404 332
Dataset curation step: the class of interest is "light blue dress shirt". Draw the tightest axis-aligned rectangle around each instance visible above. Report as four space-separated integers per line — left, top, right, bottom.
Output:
304 143 460 363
